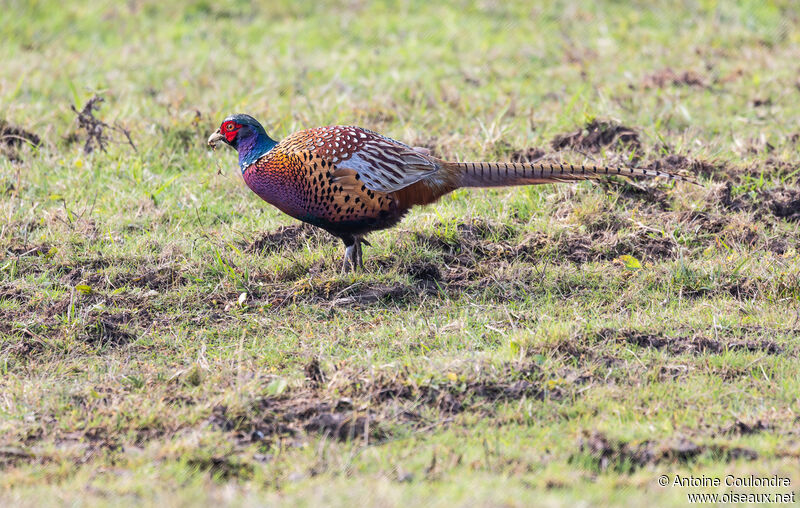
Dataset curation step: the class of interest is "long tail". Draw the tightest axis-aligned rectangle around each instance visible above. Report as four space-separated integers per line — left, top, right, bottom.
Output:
448 161 698 188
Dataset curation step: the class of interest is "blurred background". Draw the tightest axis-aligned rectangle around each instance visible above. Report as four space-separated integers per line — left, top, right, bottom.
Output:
3 0 797 162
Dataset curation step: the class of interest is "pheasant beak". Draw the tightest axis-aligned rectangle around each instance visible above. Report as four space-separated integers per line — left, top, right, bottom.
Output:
207 129 226 148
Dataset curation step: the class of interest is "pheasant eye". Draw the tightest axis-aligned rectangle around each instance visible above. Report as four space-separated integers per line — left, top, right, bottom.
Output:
226 123 235 131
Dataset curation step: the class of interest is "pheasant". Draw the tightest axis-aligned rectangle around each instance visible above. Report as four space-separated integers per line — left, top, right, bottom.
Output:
208 114 694 272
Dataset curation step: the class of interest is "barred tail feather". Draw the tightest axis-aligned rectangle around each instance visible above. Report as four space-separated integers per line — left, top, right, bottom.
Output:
449 161 697 188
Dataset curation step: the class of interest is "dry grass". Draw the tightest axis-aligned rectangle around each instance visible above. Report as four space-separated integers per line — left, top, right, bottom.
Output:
1 1 800 506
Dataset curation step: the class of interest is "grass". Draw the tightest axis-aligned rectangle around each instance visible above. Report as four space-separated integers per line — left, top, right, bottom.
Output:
2 0 800 506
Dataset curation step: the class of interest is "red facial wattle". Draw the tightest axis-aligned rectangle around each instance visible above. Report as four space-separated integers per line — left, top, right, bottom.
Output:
221 121 241 143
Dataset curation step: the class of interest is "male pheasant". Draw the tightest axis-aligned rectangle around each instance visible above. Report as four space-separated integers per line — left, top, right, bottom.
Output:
208 114 693 272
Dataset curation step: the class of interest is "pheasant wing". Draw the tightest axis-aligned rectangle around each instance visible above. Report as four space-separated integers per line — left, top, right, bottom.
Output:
296 126 441 193
335 140 440 193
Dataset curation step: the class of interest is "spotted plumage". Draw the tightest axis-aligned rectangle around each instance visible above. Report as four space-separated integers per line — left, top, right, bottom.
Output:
208 114 695 271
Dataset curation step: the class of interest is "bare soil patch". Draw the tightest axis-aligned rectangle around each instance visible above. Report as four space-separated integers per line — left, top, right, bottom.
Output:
411 218 681 279
769 188 800 221
0 327 48 357
641 68 708 89
209 360 555 445
185 455 254 480
718 420 771 437
243 223 326 255
404 261 442 283
0 446 40 468
0 121 41 148
598 328 785 356
81 312 139 348
509 147 546 163
250 279 424 309
0 283 29 303
113 266 187 290
575 431 758 472
684 156 798 185
326 283 416 306
4 243 51 257
0 120 41 161
55 258 114 285
551 119 641 154
512 229 677 265
43 258 185 292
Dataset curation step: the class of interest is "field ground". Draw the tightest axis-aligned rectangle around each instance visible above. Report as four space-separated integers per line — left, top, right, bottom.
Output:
2 1 800 506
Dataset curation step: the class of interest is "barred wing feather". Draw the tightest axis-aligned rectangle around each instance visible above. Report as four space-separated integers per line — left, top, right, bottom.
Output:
337 144 439 193
295 126 441 193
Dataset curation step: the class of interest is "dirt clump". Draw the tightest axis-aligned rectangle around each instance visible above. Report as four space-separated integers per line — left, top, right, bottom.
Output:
768 189 800 221
599 329 784 356
608 230 676 260
303 412 377 442
55 258 113 286
0 121 41 148
43 297 70 320
645 154 727 184
576 431 758 472
210 361 555 445
408 219 517 271
415 218 679 271
0 120 41 161
222 278 419 310
509 147 546 163
0 446 38 468
209 398 387 444
676 210 728 235
304 358 325 387
243 223 323 255
455 218 516 243
686 158 729 180
641 68 708 89
2 328 48 357
337 283 413 305
713 182 751 212
5 243 50 257
719 420 770 436
551 119 641 154
405 261 442 282
530 338 597 364
0 284 28 304
541 229 677 264
600 178 671 209
680 156 798 184
186 455 254 480
82 312 138 348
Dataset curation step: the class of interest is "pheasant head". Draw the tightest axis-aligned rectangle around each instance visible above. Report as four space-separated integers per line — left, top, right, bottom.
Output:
208 114 277 171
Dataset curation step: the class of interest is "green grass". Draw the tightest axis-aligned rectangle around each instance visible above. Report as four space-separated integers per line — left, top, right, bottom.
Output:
2 0 800 506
